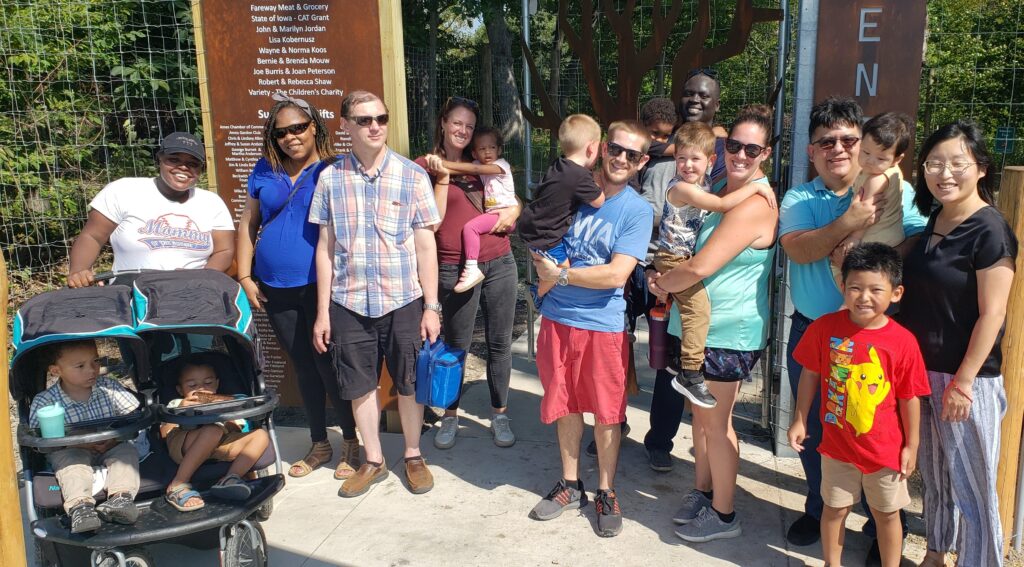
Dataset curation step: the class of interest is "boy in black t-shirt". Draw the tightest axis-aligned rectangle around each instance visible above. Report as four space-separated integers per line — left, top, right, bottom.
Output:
518 114 606 302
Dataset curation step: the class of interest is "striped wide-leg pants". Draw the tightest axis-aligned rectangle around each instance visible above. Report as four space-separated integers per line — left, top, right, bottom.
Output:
919 370 1007 567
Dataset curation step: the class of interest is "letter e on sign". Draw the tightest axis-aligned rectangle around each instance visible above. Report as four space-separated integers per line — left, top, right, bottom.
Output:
859 8 881 42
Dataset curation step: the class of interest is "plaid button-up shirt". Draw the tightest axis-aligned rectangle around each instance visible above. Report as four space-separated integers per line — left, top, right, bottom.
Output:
29 376 140 428
309 149 440 318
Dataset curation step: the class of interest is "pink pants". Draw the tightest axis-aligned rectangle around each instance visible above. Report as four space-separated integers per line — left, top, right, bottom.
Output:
462 213 500 261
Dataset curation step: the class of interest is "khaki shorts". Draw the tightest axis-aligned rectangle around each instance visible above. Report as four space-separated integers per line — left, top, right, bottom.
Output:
821 455 910 513
166 426 247 464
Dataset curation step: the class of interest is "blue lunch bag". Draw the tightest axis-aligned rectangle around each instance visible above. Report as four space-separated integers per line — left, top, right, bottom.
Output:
415 339 466 408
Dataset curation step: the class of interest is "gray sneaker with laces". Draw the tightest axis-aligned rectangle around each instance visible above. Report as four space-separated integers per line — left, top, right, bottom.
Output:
672 489 712 525
434 416 458 449
490 414 516 447
675 506 742 542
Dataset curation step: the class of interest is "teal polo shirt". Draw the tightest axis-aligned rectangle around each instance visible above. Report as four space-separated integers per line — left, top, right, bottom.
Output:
779 176 927 320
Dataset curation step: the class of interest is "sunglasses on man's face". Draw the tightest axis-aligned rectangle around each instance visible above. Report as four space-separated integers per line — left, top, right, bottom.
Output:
272 121 312 139
686 67 718 80
724 138 767 158
348 114 390 128
811 135 860 151
606 142 645 165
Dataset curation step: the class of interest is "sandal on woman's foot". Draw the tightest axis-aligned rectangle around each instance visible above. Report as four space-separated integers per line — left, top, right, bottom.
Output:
289 440 332 478
211 474 252 501
334 438 363 480
166 483 204 512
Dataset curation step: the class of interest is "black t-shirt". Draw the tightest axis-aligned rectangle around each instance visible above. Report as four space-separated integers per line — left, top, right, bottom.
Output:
517 158 603 250
900 206 1018 376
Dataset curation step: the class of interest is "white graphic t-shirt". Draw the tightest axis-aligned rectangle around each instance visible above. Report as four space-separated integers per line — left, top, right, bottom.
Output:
89 178 234 272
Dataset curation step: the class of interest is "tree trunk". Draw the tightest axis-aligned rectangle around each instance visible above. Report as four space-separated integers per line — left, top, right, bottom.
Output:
548 20 562 164
480 42 495 128
482 4 525 157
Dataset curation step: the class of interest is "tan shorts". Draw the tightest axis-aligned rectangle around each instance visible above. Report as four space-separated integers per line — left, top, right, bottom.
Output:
821 455 910 513
166 426 247 464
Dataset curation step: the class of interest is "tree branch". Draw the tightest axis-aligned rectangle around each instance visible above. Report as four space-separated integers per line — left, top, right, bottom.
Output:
559 0 612 123
669 0 712 104
518 33 563 132
699 3 783 68
636 0 685 71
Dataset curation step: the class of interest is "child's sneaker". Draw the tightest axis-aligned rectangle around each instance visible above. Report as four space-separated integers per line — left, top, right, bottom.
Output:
96 492 139 524
68 502 101 533
453 265 485 293
672 489 712 525
675 506 742 542
530 479 586 520
672 369 717 409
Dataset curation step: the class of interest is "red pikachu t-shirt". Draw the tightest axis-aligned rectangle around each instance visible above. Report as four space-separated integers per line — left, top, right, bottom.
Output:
794 310 930 473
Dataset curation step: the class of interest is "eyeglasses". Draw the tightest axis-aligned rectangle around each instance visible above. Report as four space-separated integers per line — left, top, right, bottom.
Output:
686 67 718 80
923 161 977 176
811 136 860 151
606 142 645 165
445 96 479 111
272 121 313 139
348 114 389 127
724 138 767 158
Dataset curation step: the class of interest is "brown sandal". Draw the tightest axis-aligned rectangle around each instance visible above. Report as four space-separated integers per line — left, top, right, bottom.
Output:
333 438 362 480
289 440 332 478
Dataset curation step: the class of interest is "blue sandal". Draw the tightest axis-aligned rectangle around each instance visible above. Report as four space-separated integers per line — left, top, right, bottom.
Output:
210 474 251 501
166 483 204 512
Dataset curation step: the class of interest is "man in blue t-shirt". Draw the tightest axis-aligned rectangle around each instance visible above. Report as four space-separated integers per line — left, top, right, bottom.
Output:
528 120 654 538
779 96 925 555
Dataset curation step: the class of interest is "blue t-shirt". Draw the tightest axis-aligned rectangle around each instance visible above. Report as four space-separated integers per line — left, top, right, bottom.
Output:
779 176 927 320
540 186 653 332
247 157 331 288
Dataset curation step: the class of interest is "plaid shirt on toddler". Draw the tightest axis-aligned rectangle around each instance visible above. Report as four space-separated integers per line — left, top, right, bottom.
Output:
29 376 140 428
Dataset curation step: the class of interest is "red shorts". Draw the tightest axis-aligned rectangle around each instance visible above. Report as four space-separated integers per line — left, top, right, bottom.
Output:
536 318 629 425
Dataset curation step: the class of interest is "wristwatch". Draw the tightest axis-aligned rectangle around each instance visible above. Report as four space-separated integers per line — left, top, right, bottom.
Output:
424 302 442 313
556 267 569 287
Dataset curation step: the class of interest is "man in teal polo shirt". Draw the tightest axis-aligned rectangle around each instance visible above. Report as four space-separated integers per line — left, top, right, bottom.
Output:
779 96 925 560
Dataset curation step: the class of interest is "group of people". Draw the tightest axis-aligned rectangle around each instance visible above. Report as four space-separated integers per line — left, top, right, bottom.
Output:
55 68 1016 567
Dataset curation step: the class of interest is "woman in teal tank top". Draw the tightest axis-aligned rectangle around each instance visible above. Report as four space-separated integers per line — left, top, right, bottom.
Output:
651 105 779 543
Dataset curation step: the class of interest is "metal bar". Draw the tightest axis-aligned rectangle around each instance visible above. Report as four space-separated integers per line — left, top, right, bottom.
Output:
523 0 535 359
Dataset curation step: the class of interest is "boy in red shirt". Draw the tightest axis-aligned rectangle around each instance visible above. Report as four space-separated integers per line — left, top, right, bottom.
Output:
788 243 930 567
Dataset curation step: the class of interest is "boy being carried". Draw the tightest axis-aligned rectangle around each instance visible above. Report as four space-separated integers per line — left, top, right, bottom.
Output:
788 243 930 567
29 340 141 533
652 122 776 409
161 358 270 512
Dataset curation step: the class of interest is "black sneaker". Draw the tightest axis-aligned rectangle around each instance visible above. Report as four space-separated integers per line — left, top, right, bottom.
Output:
585 422 630 458
646 447 673 472
530 479 586 521
595 489 623 537
96 492 139 525
671 370 718 409
68 502 101 534
786 513 821 546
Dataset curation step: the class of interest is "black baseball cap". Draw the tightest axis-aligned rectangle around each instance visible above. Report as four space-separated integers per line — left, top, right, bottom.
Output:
158 132 206 164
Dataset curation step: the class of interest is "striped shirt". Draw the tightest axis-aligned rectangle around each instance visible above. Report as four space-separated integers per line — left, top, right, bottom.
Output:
309 149 440 317
29 376 140 428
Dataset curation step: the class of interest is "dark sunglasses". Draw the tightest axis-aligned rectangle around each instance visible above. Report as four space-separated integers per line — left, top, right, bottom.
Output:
686 67 718 80
811 135 860 151
445 95 479 111
348 114 389 127
606 142 645 165
724 138 767 158
272 121 312 139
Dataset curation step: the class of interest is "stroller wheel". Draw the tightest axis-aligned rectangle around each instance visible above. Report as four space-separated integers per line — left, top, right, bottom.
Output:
222 521 267 567
95 546 155 567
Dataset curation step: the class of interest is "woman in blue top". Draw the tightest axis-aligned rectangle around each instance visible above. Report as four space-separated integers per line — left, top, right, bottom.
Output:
651 105 778 543
236 93 359 480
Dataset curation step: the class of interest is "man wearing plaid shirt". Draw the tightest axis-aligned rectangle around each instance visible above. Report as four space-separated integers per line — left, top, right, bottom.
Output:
311 90 442 498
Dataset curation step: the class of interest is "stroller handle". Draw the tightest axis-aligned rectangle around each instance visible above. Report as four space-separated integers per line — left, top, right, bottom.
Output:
91 269 145 285
155 391 280 428
17 406 155 451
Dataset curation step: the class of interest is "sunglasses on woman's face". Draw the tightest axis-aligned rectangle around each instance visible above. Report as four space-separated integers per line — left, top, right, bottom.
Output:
606 142 645 165
272 121 312 139
446 95 479 111
348 114 390 128
724 138 767 158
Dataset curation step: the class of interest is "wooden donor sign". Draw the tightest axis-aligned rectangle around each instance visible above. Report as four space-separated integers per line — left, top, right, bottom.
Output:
813 1 927 178
192 0 408 407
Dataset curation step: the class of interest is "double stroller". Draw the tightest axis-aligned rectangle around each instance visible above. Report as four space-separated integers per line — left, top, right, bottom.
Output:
11 270 283 567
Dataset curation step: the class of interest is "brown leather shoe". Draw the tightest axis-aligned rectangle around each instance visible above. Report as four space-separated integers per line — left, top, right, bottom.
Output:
404 456 434 494
338 459 388 498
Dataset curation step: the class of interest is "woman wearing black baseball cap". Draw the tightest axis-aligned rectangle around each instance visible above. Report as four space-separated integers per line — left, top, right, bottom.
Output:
67 132 235 287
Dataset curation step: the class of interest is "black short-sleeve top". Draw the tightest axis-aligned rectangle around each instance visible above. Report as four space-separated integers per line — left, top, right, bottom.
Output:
517 158 603 250
900 205 1018 377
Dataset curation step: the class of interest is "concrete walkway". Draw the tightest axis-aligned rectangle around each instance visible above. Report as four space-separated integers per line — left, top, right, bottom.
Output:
23 320 929 566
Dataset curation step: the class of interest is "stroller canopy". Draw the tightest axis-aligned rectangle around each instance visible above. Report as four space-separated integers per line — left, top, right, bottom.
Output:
132 270 252 340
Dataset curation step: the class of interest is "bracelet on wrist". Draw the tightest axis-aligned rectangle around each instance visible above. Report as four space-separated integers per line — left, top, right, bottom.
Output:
239 275 253 282
947 382 973 403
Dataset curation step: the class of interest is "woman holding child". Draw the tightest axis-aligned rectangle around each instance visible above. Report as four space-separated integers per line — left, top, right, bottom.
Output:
650 104 779 543
900 122 1018 567
235 93 360 481
415 96 521 450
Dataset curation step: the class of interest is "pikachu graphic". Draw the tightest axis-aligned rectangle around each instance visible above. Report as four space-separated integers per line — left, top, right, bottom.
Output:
839 346 891 436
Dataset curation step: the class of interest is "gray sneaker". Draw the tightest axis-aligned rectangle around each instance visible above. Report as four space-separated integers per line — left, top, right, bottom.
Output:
675 506 742 542
490 414 516 447
434 416 458 449
672 489 712 525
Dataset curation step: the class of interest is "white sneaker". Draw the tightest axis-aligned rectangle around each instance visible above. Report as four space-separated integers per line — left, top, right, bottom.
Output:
434 416 459 449
453 266 485 293
490 414 516 447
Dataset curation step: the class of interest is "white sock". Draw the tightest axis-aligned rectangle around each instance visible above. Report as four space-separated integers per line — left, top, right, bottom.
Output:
464 260 478 269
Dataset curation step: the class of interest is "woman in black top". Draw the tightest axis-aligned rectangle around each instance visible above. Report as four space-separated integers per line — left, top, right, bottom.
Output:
900 122 1017 567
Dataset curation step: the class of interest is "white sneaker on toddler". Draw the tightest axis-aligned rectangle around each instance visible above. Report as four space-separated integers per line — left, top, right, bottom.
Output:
453 266 485 293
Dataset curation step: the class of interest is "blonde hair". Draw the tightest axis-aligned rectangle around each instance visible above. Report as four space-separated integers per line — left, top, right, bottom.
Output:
607 120 652 154
558 114 601 155
672 122 716 158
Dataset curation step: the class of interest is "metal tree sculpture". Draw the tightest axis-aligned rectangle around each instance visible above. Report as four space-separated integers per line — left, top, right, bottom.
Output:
521 0 783 129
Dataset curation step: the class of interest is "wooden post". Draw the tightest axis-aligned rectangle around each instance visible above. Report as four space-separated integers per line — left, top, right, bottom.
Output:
0 255 28 567
996 166 1024 552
